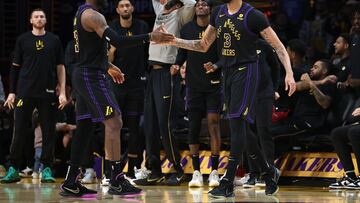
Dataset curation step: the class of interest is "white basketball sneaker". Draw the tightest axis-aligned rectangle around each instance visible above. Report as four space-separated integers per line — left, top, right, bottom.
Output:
189 170 203 187
209 170 220 187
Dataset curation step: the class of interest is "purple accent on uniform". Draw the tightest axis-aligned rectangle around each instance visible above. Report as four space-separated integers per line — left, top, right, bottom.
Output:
228 63 252 117
228 63 253 119
92 117 105 123
78 3 95 14
97 71 121 114
115 172 124 180
223 2 249 17
245 60 259 123
84 69 104 122
76 114 91 121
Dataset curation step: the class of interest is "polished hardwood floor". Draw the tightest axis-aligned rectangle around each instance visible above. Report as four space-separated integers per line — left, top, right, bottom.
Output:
0 179 359 202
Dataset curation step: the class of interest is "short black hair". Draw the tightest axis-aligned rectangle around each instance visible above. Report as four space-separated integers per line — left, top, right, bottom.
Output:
114 0 134 6
30 8 46 18
338 33 351 45
195 0 213 8
318 59 332 73
287 39 307 57
164 0 184 10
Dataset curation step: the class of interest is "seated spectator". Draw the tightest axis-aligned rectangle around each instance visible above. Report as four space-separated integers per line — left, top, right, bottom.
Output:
275 39 309 113
331 33 351 84
272 60 337 153
329 104 360 189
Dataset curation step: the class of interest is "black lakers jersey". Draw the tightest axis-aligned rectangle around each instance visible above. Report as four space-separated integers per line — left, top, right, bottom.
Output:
73 4 108 70
210 3 270 68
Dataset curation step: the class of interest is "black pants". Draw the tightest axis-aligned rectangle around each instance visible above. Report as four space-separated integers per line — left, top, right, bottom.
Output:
331 124 360 173
247 98 274 174
0 111 13 165
9 98 57 168
143 68 182 175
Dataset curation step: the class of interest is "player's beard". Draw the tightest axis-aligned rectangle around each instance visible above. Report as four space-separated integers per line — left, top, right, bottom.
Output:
221 0 233 3
121 14 131 20
33 22 45 30
96 0 109 11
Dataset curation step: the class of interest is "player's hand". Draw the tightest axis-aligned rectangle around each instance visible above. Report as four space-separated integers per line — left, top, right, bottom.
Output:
322 75 337 85
285 73 296 96
160 0 167 4
300 73 311 81
108 65 125 84
4 93 15 110
170 65 180 75
58 93 67 110
66 124 77 131
275 92 280 100
204 62 216 74
352 107 360 117
150 24 175 44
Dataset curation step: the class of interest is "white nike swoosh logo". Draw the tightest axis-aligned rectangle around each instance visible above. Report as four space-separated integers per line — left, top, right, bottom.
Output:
176 176 183 182
210 80 220 84
163 96 170 99
238 67 247 71
219 14 225 17
64 186 80 194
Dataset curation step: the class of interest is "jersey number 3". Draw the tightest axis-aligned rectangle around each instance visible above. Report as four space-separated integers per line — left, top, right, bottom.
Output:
224 33 231 48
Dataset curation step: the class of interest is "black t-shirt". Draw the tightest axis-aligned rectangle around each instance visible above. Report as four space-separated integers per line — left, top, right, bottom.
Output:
350 34 360 78
256 39 280 99
210 3 269 67
109 19 149 89
292 83 336 126
13 31 64 98
331 56 350 82
175 21 221 92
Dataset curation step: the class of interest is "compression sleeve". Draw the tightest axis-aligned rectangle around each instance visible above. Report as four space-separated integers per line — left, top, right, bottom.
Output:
9 64 20 94
103 27 150 49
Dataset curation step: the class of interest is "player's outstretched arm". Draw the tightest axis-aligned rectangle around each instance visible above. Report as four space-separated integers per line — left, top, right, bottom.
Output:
81 9 174 48
171 25 217 53
260 27 296 96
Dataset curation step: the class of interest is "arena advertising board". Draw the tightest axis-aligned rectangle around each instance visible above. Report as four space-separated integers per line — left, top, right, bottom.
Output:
97 151 358 178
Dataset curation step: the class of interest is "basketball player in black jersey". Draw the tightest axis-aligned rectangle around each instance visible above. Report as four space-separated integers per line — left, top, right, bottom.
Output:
167 0 296 198
59 0 174 197
172 0 222 188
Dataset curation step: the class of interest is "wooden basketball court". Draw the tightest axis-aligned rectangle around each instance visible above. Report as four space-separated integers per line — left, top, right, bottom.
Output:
1 179 359 202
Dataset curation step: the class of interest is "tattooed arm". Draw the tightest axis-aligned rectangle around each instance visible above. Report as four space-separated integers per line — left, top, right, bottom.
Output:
260 27 296 96
309 81 332 109
171 25 217 53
